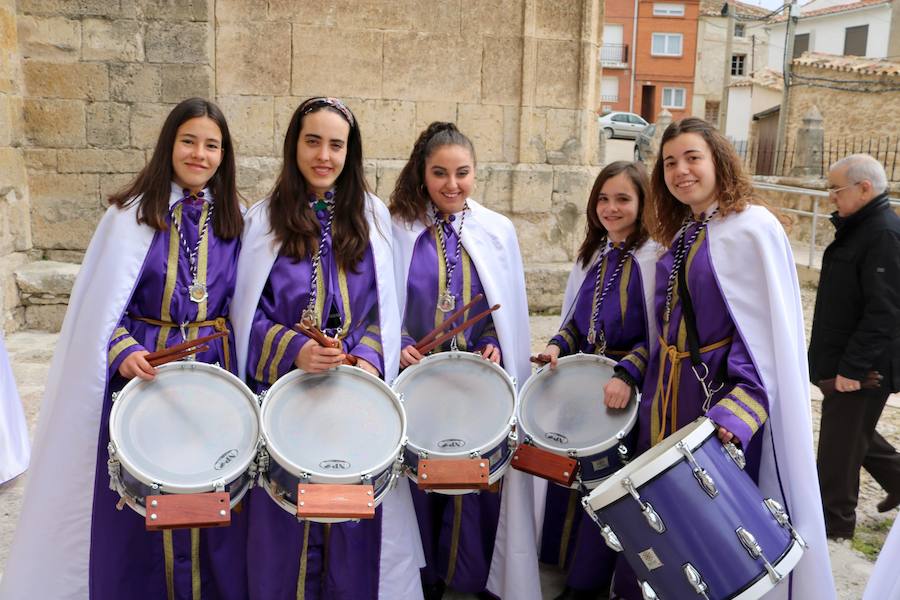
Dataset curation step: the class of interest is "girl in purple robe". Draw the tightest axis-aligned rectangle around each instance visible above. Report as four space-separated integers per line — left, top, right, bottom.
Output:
390 122 539 600
92 98 244 599
536 161 655 600
610 118 834 599
240 97 412 600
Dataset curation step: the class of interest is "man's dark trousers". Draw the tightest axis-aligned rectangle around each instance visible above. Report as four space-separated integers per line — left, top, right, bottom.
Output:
817 387 900 538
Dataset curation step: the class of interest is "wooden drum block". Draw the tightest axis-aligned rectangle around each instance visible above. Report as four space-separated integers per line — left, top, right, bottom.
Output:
418 457 490 491
145 492 231 530
511 443 578 487
296 484 376 520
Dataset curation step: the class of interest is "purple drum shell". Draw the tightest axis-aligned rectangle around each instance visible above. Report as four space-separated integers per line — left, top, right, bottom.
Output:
587 418 796 599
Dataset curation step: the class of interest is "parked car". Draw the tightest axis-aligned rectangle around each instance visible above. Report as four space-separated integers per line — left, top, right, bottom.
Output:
598 111 649 140
634 123 656 161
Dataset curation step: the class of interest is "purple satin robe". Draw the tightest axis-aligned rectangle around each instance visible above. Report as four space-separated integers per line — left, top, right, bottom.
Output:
90 194 244 600
541 244 649 592
616 220 768 600
244 207 387 600
402 223 502 593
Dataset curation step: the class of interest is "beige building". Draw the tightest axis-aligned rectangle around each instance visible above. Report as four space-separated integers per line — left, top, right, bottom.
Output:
692 0 770 125
724 67 782 141
0 1 609 331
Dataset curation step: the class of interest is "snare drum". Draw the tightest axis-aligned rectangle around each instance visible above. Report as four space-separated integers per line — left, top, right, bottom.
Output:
583 417 806 599
107 361 260 515
518 353 637 489
257 366 406 523
392 351 518 494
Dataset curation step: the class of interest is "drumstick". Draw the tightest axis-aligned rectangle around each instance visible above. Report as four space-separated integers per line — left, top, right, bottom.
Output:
294 322 359 367
416 304 501 355
144 331 227 364
414 293 485 348
148 344 210 367
530 354 552 366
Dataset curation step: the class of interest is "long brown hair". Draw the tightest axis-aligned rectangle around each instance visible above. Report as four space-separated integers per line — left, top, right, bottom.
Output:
577 161 650 268
647 117 754 244
268 97 369 269
108 97 242 239
389 122 476 224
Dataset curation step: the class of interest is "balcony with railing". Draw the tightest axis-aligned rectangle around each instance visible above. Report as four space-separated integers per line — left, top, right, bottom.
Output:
600 44 628 67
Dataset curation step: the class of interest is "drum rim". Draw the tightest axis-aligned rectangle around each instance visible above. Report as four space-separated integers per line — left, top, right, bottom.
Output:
585 417 716 511
260 365 407 483
392 350 517 458
517 353 638 456
108 361 261 494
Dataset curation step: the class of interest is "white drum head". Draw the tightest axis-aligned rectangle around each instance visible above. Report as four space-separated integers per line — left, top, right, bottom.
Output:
393 352 516 456
109 362 259 493
261 367 405 481
519 353 637 453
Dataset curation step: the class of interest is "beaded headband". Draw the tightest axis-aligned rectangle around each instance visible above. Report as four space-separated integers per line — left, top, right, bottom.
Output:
299 97 355 127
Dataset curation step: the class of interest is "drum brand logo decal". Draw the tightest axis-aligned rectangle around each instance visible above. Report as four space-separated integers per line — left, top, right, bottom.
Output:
437 438 466 449
214 449 239 471
545 432 569 444
319 460 351 470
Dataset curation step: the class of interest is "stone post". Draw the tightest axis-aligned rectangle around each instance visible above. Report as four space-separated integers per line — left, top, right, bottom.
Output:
645 108 672 166
790 105 824 177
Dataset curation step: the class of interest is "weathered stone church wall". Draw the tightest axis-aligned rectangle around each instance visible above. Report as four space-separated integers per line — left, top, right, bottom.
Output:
9 1 606 331
0 0 32 331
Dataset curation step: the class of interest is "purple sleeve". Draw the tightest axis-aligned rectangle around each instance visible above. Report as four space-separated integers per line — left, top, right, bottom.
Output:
107 322 146 380
616 342 649 387
346 305 385 377
473 315 500 354
247 308 309 389
706 330 769 448
549 317 579 356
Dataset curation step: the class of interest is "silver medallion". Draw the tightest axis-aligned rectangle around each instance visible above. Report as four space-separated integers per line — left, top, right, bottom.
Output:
189 281 208 303
437 290 456 313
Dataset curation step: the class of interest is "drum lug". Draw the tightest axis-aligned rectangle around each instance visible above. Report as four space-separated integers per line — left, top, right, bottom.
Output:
360 472 372 484
683 563 711 599
583 497 624 553
506 429 518 451
257 446 270 474
676 441 718 499
622 477 666 534
255 391 266 407
723 441 746 470
510 376 517 388
764 498 808 549
418 450 429 460
397 392 405 404
211 479 226 493
110 391 119 403
106 443 122 493
736 526 783 583
639 580 659 600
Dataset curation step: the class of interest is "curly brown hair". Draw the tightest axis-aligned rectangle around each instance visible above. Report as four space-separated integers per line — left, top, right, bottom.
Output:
389 122 476 224
647 117 755 244
577 161 650 268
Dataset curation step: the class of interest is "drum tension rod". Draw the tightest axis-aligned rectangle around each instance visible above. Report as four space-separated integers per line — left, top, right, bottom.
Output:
676 441 719 499
764 499 808 549
622 478 666 534
683 563 711 600
736 527 783 583
580 499 623 552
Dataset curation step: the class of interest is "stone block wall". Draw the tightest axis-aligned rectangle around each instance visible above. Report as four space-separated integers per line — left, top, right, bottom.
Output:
8 1 608 328
0 0 33 331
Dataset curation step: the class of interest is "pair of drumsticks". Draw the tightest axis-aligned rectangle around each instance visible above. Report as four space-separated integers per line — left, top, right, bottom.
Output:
413 293 501 354
143 331 228 367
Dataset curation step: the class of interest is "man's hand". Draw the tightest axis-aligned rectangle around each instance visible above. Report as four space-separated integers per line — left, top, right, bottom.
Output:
835 374 862 393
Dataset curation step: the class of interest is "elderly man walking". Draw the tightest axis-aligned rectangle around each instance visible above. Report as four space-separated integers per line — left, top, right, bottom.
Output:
809 153 900 540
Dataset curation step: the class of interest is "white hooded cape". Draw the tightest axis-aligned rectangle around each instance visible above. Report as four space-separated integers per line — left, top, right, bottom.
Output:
0 201 155 599
531 239 662 545
391 198 541 600
707 205 834 600
229 193 424 600
865 519 900 599
0 333 29 484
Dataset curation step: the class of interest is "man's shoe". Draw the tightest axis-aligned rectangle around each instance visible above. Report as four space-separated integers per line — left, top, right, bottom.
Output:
877 492 900 513
554 586 608 600
422 581 445 600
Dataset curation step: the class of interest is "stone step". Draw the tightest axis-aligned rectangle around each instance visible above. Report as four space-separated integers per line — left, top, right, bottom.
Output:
14 261 79 333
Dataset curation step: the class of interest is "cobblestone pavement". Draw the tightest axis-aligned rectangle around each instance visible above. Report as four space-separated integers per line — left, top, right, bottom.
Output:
2 315 897 598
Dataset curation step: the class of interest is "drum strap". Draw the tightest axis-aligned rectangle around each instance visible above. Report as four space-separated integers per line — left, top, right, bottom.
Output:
133 316 231 372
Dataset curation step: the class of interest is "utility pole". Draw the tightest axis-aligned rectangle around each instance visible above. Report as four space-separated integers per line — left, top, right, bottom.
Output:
774 0 799 175
719 0 735 133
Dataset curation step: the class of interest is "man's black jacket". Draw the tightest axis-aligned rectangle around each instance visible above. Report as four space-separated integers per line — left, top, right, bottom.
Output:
808 193 900 392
